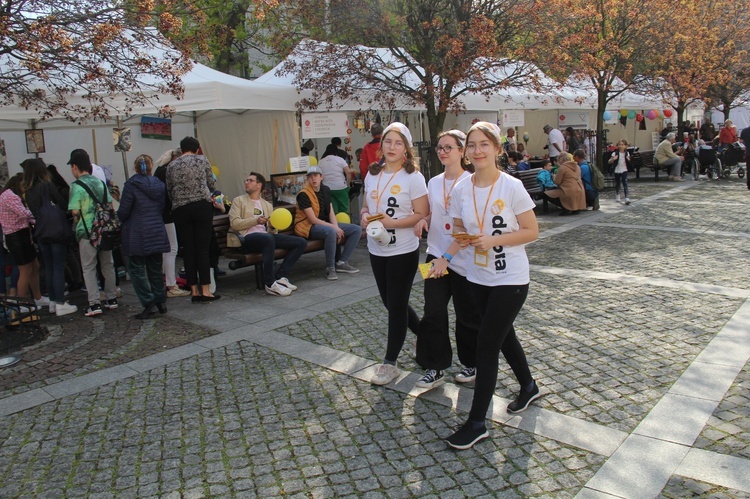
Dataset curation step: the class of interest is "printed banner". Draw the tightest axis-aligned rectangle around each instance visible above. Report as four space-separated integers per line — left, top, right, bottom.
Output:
301 113 349 139
140 116 172 140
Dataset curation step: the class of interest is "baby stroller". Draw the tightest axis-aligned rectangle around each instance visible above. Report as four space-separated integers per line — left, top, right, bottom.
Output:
720 142 746 178
697 146 723 179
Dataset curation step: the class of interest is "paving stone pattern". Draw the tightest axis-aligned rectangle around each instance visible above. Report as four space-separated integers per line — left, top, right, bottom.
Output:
280 272 742 433
528 225 749 289
660 476 750 498
0 304 217 399
0 342 605 498
695 360 750 460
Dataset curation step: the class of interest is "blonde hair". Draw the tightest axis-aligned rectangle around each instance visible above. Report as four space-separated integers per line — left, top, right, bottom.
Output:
557 152 573 163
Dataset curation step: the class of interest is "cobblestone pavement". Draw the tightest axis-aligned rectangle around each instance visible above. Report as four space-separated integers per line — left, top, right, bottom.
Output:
0 176 748 497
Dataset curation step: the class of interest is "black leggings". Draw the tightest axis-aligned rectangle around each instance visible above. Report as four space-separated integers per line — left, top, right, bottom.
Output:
416 254 481 370
370 248 420 363
469 283 533 422
173 200 213 286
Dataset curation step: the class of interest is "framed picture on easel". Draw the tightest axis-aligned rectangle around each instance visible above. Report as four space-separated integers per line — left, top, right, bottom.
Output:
25 129 45 154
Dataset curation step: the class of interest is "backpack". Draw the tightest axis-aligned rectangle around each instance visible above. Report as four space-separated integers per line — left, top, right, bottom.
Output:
589 163 605 191
74 179 121 251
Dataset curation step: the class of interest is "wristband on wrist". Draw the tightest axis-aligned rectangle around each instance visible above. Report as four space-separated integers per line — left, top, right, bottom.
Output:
442 252 453 262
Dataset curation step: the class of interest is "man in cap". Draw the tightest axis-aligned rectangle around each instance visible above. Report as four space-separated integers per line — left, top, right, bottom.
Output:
543 124 565 164
67 148 119 316
293 165 362 280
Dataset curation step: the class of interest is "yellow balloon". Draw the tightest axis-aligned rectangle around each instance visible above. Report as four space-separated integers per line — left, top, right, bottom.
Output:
211 165 220 177
335 212 351 224
269 208 292 230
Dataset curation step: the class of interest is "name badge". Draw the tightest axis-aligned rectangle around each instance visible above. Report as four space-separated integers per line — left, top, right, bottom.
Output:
370 190 378 199
441 214 453 235
474 248 489 267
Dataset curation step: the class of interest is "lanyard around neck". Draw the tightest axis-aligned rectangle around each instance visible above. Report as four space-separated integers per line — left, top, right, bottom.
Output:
472 171 500 233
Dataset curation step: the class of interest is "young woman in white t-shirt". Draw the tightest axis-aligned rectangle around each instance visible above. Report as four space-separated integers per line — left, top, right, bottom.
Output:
432 121 540 450
360 123 429 386
411 130 480 390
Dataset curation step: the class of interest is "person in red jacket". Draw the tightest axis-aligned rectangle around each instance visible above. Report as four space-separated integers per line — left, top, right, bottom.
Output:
359 123 383 180
718 120 738 152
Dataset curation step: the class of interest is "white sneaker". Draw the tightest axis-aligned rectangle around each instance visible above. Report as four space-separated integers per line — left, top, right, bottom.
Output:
615 195 621 203
35 296 50 307
276 277 297 291
48 303 56 314
265 281 292 296
371 363 400 385
55 302 78 317
624 198 631 205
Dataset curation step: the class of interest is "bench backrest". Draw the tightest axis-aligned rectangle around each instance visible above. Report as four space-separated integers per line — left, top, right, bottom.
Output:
514 168 543 192
213 205 299 254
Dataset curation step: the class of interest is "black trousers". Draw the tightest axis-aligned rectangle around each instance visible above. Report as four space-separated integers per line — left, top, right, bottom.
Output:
173 200 213 286
416 254 481 371
370 248 420 363
469 283 533 422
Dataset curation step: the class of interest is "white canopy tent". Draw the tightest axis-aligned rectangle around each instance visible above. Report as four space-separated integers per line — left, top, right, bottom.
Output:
0 62 301 199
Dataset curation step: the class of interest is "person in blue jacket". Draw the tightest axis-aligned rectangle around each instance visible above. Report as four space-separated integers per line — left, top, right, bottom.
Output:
535 160 563 210
574 149 600 210
117 155 171 319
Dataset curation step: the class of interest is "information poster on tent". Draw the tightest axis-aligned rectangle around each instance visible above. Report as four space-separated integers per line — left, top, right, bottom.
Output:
500 110 525 128
301 113 349 139
288 156 311 172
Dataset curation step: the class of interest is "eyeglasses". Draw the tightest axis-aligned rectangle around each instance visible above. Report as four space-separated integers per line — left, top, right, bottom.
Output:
465 143 494 153
435 145 460 153
245 178 256 183
382 139 404 149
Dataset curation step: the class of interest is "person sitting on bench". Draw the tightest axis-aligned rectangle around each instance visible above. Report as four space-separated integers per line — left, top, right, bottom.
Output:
228 172 306 296
294 166 362 281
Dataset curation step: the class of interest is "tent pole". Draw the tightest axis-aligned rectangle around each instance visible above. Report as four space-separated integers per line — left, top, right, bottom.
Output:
117 116 128 181
193 112 198 137
273 119 278 173
91 129 98 164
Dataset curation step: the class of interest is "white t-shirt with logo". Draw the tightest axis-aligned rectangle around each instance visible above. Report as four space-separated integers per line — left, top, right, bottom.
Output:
242 199 267 236
426 171 471 276
450 172 536 286
364 169 428 256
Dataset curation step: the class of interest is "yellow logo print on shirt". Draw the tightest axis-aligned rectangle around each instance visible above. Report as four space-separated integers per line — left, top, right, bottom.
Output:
490 199 505 215
390 185 401 195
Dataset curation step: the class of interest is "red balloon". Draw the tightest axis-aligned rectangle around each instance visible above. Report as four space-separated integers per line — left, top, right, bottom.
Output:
663 109 673 118
635 114 643 122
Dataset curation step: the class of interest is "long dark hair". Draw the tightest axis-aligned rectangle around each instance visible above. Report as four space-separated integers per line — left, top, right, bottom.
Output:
21 158 50 191
369 129 419 175
438 130 474 173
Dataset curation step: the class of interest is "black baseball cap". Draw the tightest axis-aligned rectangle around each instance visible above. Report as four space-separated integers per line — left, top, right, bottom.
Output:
67 148 90 166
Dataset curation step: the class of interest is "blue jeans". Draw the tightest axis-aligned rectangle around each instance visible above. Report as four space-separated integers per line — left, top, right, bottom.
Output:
38 241 68 304
308 223 362 268
128 254 166 307
241 232 306 287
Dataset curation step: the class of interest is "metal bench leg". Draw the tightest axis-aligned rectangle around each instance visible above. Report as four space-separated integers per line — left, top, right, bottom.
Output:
542 197 548 214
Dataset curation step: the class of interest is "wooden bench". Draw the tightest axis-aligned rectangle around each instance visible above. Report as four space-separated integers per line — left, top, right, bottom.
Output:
212 206 329 290
514 168 549 214
632 150 663 180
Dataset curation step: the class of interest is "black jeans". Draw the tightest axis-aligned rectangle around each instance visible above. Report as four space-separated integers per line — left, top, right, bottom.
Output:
370 248 421 363
416 254 481 371
469 283 533 422
173 200 213 286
